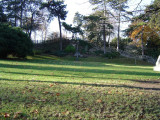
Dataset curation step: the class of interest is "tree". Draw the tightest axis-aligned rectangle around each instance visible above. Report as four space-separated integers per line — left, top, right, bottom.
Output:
146 0 160 30
0 24 33 58
41 0 67 51
83 11 113 52
89 0 130 52
124 0 160 57
125 20 160 56
62 22 83 38
73 12 84 26
83 13 103 48
0 1 7 23
22 0 43 38
2 0 44 38
3 0 21 26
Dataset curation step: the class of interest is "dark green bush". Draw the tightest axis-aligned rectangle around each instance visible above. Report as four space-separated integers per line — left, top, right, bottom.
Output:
0 24 33 58
65 45 75 53
94 50 104 56
145 48 160 59
104 51 120 59
52 50 67 57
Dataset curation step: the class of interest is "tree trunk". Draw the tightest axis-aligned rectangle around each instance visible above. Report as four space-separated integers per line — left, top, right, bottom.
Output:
14 0 17 26
29 13 34 38
103 0 106 54
58 16 62 51
108 29 111 48
103 21 106 54
117 11 121 52
141 25 144 57
20 0 25 28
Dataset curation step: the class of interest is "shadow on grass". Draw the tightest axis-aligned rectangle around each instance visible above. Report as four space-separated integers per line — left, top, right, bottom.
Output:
128 79 160 84
0 78 160 91
1 71 160 84
0 56 153 69
0 63 159 77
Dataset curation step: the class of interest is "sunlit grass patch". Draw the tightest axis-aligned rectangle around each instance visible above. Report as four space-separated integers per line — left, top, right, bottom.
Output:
0 56 160 119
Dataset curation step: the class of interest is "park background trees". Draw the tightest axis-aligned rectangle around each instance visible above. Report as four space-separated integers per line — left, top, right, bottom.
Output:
0 0 159 59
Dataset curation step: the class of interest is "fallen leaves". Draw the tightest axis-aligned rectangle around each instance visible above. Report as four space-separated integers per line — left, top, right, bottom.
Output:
4 113 10 118
13 112 27 119
56 93 60 96
49 84 54 87
31 109 39 114
108 91 112 94
96 99 102 103
105 115 115 118
62 111 70 116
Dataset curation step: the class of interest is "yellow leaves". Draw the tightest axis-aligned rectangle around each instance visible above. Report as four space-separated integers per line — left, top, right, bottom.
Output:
108 91 112 94
62 111 70 116
96 99 102 103
130 26 143 40
43 91 49 94
139 92 144 95
49 84 54 87
80 97 84 100
130 24 160 46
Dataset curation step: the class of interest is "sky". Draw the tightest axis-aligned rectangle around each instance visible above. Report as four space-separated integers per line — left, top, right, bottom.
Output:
38 0 153 39
48 0 93 36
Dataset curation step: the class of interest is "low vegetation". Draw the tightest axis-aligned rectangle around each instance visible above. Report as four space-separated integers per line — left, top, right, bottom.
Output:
0 56 160 119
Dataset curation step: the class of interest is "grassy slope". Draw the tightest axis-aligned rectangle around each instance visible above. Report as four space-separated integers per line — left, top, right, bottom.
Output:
0 55 160 120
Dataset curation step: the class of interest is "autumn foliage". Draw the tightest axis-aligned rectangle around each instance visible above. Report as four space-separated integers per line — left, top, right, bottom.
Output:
130 24 160 47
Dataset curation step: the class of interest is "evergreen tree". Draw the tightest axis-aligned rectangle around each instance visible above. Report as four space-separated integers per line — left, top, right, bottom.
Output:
41 0 68 51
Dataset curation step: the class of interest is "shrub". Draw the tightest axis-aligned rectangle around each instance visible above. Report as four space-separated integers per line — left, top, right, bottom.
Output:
0 24 33 58
94 50 104 56
65 45 75 53
104 51 120 59
33 50 43 55
52 50 67 57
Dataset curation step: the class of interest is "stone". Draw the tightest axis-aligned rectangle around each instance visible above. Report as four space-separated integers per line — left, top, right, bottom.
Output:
153 55 160 71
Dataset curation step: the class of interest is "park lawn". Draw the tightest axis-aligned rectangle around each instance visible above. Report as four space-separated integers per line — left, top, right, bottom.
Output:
0 55 160 120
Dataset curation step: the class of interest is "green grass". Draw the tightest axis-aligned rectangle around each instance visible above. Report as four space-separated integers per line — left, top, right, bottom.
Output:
0 55 160 120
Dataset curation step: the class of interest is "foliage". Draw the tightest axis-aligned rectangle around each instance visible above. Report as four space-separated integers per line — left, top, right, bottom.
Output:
83 10 114 51
34 38 70 55
0 24 33 58
103 51 120 59
89 0 130 52
130 24 160 46
47 32 60 40
41 0 67 22
62 22 83 35
41 0 68 50
94 50 104 56
65 45 76 53
0 2 7 23
22 0 44 38
145 47 160 59
52 50 67 57
83 12 103 48
146 0 160 30
110 37 132 50
1 0 46 38
124 44 141 55
73 12 84 26
79 39 93 49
